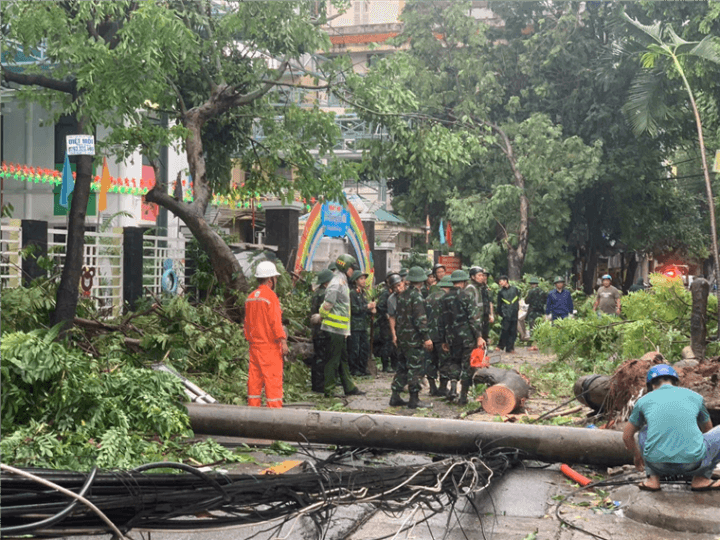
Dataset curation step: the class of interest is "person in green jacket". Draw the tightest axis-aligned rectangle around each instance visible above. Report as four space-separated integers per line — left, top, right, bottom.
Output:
496 275 520 353
316 254 364 398
309 269 334 393
348 269 375 376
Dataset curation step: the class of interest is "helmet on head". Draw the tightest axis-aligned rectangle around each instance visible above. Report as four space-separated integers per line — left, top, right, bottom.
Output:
438 276 453 288
315 269 334 286
529 276 539 284
646 364 679 385
498 275 509 283
349 269 368 283
407 266 428 283
432 263 446 274
449 270 470 282
469 266 485 277
425 268 433 278
554 276 565 284
386 273 403 287
399 268 408 278
335 254 357 275
602 274 612 281
256 260 281 279
328 261 338 271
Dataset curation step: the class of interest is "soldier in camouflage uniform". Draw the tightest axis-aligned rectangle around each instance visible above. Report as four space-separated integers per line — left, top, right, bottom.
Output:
390 266 434 409
440 270 485 405
426 276 453 396
309 269 334 393
348 269 375 376
374 273 400 372
525 277 547 334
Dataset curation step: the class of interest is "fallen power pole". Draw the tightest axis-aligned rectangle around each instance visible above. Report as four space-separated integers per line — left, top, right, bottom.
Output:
186 404 633 467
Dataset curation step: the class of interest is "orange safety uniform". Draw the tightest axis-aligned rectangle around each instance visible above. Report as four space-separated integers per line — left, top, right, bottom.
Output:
244 283 286 408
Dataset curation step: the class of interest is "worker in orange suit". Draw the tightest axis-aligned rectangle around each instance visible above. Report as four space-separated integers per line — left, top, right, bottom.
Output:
244 260 288 408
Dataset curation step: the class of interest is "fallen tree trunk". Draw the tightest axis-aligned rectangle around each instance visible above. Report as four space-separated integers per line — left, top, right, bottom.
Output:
573 375 611 413
473 367 530 415
185 403 632 467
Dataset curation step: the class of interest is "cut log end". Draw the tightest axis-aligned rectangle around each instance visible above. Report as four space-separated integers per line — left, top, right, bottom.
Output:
481 384 521 415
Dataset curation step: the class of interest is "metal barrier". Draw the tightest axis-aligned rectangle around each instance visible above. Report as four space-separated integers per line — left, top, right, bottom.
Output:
0 219 22 290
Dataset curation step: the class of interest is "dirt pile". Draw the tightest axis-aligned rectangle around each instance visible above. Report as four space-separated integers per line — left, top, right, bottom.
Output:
605 352 720 421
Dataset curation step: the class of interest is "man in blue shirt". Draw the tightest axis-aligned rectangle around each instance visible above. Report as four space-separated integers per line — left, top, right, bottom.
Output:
545 277 573 320
623 364 720 491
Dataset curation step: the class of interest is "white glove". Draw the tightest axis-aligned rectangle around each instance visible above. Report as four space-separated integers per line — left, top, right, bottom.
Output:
310 313 322 325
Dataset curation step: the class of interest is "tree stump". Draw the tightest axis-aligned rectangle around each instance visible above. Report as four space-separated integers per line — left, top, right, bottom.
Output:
573 375 611 413
474 367 531 415
690 278 709 361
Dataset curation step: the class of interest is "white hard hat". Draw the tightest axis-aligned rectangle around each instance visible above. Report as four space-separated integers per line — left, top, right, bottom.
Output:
255 260 281 279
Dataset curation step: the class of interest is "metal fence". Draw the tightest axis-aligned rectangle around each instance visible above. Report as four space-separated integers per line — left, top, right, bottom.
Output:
0 221 187 319
0 219 22 290
47 227 124 317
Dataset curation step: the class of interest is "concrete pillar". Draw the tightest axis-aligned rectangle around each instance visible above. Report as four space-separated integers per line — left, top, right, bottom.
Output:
263 201 303 270
123 227 144 311
21 219 47 285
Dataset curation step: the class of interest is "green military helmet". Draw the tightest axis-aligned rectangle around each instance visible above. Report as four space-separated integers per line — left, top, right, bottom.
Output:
335 254 357 275
349 267 368 283
528 276 539 284
407 266 428 283
399 268 408 278
328 261 338 271
469 266 485 277
425 268 433 277
315 269 334 286
554 276 566 284
438 276 453 288
386 273 403 287
450 269 470 282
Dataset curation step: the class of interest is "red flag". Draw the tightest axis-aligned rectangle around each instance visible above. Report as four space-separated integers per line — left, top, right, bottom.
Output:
446 221 453 247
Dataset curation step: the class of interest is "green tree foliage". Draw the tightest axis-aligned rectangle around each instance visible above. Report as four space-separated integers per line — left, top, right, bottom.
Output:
351 1 602 279
533 274 718 367
2 0 352 324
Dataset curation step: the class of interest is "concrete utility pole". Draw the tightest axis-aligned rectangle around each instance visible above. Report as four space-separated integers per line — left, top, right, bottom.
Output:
186 404 632 467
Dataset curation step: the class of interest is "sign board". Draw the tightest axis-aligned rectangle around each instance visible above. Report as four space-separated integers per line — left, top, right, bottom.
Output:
66 135 95 156
321 202 350 238
713 149 720 173
438 254 462 273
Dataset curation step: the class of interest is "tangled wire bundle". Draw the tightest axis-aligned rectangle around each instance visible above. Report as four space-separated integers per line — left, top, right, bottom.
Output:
1 449 519 538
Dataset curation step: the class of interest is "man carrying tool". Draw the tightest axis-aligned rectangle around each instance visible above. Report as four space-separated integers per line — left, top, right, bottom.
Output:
623 364 720 491
244 261 288 408
496 275 520 354
440 270 485 405
313 254 365 398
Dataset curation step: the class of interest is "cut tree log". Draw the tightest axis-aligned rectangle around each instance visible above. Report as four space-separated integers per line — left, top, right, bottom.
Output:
690 278 709 360
473 367 531 415
573 375 611 413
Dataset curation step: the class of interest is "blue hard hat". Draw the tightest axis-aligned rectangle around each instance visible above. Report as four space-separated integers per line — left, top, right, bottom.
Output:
646 364 679 384
602 274 612 281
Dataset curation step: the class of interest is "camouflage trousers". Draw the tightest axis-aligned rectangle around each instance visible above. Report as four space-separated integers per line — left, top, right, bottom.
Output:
426 342 449 379
391 345 428 394
374 324 396 369
448 343 475 385
527 311 544 335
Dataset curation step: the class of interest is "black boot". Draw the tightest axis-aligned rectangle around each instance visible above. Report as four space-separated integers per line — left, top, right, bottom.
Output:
428 378 441 396
446 381 458 400
389 391 408 407
437 377 449 397
408 392 431 409
382 357 394 373
457 381 470 406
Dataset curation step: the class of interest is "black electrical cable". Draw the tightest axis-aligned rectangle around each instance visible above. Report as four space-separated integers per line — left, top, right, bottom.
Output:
1 466 98 535
131 461 232 503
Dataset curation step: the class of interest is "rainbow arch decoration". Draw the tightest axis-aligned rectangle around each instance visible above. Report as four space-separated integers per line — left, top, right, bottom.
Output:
295 201 374 283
